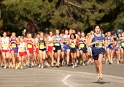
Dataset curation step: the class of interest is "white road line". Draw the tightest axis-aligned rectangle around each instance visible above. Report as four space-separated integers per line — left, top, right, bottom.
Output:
30 68 124 84
62 75 73 87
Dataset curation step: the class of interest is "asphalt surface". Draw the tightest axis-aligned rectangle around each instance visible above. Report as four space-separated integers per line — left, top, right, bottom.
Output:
0 63 124 87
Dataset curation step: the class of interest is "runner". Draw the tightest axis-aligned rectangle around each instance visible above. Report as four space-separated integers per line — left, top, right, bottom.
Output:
116 33 122 64
34 33 40 66
1 32 10 68
120 32 124 63
86 33 94 65
88 25 105 81
10 32 19 68
54 29 62 67
25 33 34 68
47 31 54 67
18 36 26 69
113 37 120 64
38 32 46 68
0 36 2 66
69 33 77 68
105 31 114 64
62 30 70 66
79 32 87 66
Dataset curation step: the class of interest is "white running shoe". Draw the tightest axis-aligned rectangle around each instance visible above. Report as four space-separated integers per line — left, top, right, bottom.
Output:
41 65 44 69
4 66 6 69
72 65 75 68
21 66 23 69
38 65 41 68
74 63 77 67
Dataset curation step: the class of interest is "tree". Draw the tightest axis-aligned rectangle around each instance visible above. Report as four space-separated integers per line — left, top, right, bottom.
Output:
0 0 124 34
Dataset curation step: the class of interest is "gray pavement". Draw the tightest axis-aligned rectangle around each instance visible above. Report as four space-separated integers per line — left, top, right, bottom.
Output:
0 63 124 87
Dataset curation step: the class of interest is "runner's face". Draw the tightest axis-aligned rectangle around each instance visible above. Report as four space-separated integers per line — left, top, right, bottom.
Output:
56 30 59 35
118 34 121 37
122 32 124 37
81 32 85 37
28 34 32 38
37 34 40 38
107 32 111 37
65 30 68 35
3 32 7 37
20 38 23 42
78 32 81 35
69 30 72 34
72 30 75 34
12 33 16 37
40 33 43 37
71 34 74 39
49 32 53 36
94 26 100 34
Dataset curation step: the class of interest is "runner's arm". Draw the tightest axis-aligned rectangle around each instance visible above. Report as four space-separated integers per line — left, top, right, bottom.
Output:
87 34 98 46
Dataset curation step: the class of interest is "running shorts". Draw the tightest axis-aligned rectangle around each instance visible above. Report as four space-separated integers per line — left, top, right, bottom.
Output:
92 48 105 60
54 46 61 52
19 52 26 57
48 46 53 52
70 48 76 53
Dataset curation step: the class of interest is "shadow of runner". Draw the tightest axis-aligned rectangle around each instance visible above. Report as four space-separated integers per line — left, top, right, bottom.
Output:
92 81 110 84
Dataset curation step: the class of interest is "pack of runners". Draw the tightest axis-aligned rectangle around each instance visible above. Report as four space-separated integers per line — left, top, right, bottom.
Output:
0 26 124 72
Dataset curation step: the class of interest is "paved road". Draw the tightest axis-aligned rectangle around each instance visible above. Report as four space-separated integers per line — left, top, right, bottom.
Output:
0 63 124 87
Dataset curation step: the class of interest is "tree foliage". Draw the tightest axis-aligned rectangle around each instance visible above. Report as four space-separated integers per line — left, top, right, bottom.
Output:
0 0 124 34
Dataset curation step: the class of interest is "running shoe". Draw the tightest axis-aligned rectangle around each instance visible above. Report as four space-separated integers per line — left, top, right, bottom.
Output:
72 65 75 68
56 65 59 68
82 63 85 66
29 63 32 68
74 63 77 67
38 65 41 68
80 60 82 64
20 66 23 69
41 65 44 68
8 66 11 68
99 74 103 80
4 66 6 69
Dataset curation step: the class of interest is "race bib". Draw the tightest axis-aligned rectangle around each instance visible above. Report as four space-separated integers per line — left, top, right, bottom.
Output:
79 43 84 48
55 42 60 46
19 48 24 52
121 42 124 47
49 43 53 46
66 41 68 44
28 44 32 48
107 40 111 45
40 43 44 49
12 44 16 48
70 43 75 48
95 41 103 48
3 44 8 48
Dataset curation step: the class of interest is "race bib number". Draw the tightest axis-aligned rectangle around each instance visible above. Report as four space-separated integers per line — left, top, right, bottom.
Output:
40 43 44 49
70 43 75 48
95 41 103 48
19 48 24 52
3 44 8 48
49 43 53 46
28 44 32 48
12 44 16 48
55 42 60 46
79 43 84 48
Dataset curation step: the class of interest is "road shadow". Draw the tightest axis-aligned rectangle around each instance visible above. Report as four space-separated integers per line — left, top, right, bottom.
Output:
92 81 110 84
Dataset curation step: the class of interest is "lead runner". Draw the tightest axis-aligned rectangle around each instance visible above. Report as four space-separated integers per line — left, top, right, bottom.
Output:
88 25 105 81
